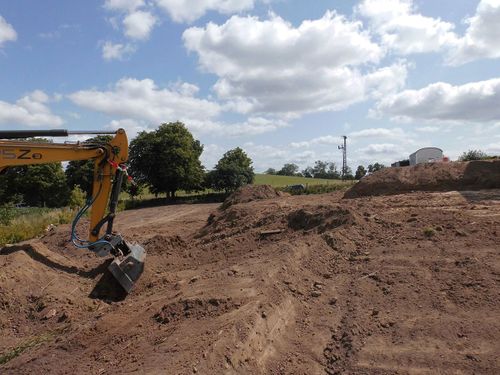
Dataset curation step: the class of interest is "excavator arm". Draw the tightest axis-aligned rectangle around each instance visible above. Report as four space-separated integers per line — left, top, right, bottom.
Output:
0 128 145 293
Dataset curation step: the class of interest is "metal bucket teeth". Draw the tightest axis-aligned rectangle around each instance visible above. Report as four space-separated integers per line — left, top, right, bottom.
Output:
108 245 146 293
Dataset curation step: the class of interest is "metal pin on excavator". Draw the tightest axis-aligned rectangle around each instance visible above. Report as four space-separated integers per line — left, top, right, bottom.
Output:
0 128 145 293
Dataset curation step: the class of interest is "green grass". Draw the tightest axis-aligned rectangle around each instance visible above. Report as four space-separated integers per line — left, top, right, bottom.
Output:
423 227 436 238
0 207 75 247
0 332 54 365
254 174 354 188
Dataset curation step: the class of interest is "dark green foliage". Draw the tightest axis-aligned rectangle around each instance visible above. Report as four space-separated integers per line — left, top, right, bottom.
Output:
0 163 69 207
458 149 488 161
343 166 354 180
264 168 276 175
129 122 205 198
0 204 15 225
312 160 341 179
206 147 254 192
367 162 386 173
0 138 69 207
302 167 314 178
65 135 113 195
124 182 144 200
277 163 300 176
355 165 367 180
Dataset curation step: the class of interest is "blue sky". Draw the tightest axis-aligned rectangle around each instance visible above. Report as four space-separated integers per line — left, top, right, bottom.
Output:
1 0 500 172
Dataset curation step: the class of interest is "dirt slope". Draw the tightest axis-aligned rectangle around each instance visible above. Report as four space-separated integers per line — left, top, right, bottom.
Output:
1 189 500 374
344 160 500 198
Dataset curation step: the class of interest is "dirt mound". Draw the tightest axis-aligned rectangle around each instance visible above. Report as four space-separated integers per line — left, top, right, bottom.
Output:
221 184 287 209
344 160 500 198
154 297 239 324
142 235 186 256
287 206 357 232
2 192 500 374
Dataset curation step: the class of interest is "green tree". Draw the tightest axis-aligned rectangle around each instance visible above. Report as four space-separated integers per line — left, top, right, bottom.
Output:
0 138 69 207
2 163 70 207
355 165 367 180
124 182 144 200
277 163 299 176
327 162 341 179
311 161 340 179
207 147 254 192
68 185 86 209
343 166 354 180
302 167 314 178
368 162 386 173
459 149 488 161
264 168 276 175
65 135 113 195
129 122 205 198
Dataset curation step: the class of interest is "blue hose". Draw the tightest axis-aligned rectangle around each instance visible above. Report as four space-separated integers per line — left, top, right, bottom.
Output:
70 183 112 249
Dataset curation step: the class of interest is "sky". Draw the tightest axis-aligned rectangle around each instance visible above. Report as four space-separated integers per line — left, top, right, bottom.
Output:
1 0 500 172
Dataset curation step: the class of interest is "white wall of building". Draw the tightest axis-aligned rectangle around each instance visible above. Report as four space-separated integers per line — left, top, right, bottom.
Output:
409 147 443 166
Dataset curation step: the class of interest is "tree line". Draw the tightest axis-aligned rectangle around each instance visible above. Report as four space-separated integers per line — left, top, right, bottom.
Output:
2 119 491 209
265 162 386 180
0 122 255 208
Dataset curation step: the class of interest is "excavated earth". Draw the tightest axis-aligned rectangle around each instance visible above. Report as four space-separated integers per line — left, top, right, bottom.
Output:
344 160 500 198
1 185 500 374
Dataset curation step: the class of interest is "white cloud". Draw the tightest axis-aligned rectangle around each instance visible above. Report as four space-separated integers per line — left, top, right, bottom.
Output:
105 118 155 140
290 127 414 151
359 143 403 155
375 78 500 123
357 0 500 65
357 0 458 54
103 0 157 46
69 78 221 129
104 0 145 12
0 90 63 127
215 117 288 136
0 15 17 46
290 135 342 149
102 41 136 60
447 0 500 65
349 127 406 139
123 10 157 40
184 12 408 117
154 0 256 23
416 126 440 133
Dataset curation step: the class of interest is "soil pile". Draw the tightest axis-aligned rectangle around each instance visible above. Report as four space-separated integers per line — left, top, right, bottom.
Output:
1 191 500 374
221 184 286 209
344 159 500 198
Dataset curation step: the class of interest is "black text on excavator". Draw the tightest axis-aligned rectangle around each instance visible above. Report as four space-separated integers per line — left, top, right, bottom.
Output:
0 128 145 293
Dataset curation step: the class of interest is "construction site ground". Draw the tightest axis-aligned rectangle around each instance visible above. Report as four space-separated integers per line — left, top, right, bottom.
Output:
1 186 499 374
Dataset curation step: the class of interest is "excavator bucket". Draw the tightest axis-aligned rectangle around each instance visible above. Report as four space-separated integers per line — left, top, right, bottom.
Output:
108 244 146 293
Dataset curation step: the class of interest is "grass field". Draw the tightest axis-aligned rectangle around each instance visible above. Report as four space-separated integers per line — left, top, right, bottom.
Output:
254 174 352 187
0 207 75 247
122 174 353 201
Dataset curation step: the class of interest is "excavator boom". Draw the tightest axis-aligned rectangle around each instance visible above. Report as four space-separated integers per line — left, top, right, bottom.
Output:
0 128 145 293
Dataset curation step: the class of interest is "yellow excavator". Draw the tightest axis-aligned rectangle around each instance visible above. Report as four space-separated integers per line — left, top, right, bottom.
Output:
0 128 145 293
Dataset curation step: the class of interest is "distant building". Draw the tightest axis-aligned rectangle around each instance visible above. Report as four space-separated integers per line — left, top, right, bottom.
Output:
409 147 443 166
391 159 410 168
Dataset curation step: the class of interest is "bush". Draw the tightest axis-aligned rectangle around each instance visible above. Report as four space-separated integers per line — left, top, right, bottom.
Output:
0 204 15 225
0 208 74 247
68 185 86 209
459 150 488 161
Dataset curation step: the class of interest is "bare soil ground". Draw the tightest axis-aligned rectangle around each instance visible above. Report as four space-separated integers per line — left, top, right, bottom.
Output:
1 187 500 374
344 160 500 198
